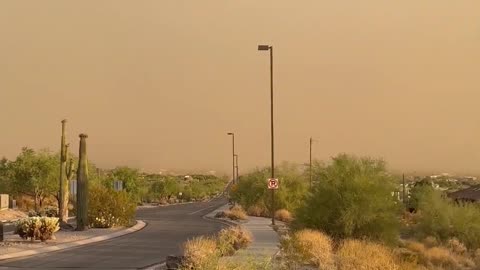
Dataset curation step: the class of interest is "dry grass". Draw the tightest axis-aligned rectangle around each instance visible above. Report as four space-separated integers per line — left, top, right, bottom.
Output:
423 236 439 248
406 241 426 254
217 226 253 256
282 229 335 270
246 204 268 217
423 247 459 269
337 239 400 270
181 236 219 270
447 238 467 255
274 209 293 223
225 207 248 221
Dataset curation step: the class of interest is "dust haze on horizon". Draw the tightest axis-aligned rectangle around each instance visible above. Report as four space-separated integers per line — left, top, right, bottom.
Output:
1 1 480 175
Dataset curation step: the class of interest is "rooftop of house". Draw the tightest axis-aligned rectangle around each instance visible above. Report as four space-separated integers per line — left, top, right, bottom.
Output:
448 185 480 201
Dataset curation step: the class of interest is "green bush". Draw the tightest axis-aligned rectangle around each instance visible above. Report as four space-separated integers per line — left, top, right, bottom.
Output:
414 188 480 250
295 154 401 244
14 217 60 242
230 162 308 214
88 184 136 228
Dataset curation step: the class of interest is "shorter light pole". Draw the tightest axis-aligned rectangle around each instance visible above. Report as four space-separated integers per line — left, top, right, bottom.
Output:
227 132 236 185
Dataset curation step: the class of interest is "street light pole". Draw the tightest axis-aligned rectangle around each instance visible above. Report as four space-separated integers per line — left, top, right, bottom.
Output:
258 44 275 225
227 133 235 185
310 137 313 188
234 154 239 183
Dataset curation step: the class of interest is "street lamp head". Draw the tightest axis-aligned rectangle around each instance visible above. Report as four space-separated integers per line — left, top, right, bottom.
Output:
258 45 270 51
227 132 234 135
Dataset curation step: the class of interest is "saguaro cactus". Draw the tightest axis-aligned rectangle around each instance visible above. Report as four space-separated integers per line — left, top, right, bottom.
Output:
58 120 68 222
76 134 89 231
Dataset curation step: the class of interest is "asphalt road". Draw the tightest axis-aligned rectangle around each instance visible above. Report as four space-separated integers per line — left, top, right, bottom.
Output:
0 197 227 269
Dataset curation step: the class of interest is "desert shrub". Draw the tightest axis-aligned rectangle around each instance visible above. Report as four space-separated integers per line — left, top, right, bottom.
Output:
447 238 467 255
246 204 268 217
216 226 253 256
218 257 272 270
295 154 401 244
422 236 439 248
281 229 335 269
88 184 136 228
230 162 307 214
414 188 480 250
337 239 399 270
224 206 248 221
406 241 426 254
474 249 480 267
274 209 293 223
423 247 459 269
41 206 59 217
14 217 60 242
181 236 219 270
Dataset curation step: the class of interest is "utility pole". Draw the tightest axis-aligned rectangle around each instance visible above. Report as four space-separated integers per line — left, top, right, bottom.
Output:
309 137 313 188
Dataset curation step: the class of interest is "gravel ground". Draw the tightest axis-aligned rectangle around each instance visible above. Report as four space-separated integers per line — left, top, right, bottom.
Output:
0 209 27 221
0 227 123 255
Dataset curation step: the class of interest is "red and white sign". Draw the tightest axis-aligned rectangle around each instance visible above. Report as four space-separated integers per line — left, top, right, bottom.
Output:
267 178 279 189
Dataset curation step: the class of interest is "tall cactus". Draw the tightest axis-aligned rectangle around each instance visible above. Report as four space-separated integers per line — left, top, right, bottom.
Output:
76 134 89 231
58 120 68 222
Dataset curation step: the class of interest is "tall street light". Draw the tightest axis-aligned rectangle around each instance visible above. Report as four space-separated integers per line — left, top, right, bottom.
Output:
309 137 313 188
227 132 236 185
234 154 239 183
258 44 275 225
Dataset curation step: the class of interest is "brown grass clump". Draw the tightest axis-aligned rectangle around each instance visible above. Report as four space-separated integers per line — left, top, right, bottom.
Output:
282 229 335 270
423 247 459 269
246 204 268 217
446 238 467 255
422 236 439 248
217 226 253 256
337 239 399 270
405 241 426 254
225 207 248 221
274 209 293 223
181 236 219 270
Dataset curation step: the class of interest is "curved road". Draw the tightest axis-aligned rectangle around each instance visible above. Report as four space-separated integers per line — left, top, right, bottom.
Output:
0 198 227 269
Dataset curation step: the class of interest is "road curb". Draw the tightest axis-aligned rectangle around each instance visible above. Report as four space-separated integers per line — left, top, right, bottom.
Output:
0 220 146 261
202 204 239 227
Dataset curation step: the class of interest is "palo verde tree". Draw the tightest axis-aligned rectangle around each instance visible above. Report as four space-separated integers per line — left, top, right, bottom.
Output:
9 147 58 212
108 166 144 202
295 154 401 244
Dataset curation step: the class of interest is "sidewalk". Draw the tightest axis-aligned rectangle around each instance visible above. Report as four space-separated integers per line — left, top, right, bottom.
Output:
0 220 146 261
205 204 280 262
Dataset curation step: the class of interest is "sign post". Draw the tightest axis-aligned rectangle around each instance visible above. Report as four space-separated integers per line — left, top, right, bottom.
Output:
267 178 279 190
267 178 279 225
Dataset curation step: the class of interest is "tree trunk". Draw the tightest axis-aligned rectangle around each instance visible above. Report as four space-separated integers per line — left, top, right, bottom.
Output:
76 134 89 231
34 193 39 213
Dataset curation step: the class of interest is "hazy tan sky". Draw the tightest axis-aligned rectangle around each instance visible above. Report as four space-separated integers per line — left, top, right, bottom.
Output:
1 1 480 174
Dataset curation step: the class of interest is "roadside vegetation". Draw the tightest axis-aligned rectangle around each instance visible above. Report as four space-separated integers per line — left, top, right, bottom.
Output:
230 153 480 270
180 226 253 270
0 147 228 230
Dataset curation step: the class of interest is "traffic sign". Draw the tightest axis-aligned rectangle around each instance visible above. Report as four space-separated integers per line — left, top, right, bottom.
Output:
267 178 279 189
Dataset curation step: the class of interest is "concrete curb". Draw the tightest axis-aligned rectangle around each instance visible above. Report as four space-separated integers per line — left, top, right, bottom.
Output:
0 220 146 261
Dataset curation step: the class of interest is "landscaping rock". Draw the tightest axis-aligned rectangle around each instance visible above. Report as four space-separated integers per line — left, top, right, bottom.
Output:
166 255 185 270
